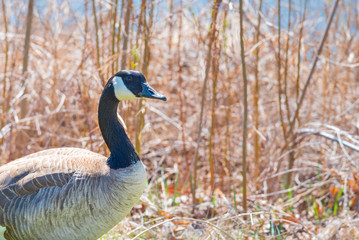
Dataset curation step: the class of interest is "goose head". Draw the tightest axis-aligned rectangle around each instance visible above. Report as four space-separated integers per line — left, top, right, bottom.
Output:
99 70 166 169
109 70 167 101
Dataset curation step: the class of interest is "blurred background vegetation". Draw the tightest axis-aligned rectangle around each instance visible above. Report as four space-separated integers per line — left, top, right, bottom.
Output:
1 0 359 238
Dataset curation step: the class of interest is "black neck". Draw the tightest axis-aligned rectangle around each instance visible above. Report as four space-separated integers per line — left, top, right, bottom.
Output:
98 85 140 169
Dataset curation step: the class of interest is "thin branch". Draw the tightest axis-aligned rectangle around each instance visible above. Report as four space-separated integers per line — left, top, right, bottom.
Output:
121 0 132 69
288 0 341 133
239 0 248 216
92 0 103 84
1 0 9 134
20 0 34 119
283 0 291 123
297 128 359 153
253 0 263 191
192 0 222 211
277 0 287 140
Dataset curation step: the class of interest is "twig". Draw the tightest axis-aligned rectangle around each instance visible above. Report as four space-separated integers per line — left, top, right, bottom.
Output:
286 0 340 186
288 0 340 131
131 216 234 240
298 128 359 153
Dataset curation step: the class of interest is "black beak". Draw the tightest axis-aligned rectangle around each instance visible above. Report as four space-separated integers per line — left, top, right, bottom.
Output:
138 82 167 101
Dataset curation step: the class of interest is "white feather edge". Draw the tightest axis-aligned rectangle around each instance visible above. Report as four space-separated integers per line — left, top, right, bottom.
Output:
117 112 127 130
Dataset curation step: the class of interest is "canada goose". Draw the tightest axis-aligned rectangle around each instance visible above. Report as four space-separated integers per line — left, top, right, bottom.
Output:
0 70 166 240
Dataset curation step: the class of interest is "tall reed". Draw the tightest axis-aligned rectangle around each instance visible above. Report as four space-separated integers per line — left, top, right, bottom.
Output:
111 0 119 75
15 0 34 159
121 0 132 70
192 0 222 210
253 0 263 191
283 0 292 123
286 0 340 186
135 0 147 154
80 0 94 152
176 0 188 187
92 0 102 82
276 0 287 141
208 29 220 191
1 0 9 137
296 0 307 113
239 0 248 216
221 4 230 191
20 0 34 119
115 0 124 72
283 0 294 189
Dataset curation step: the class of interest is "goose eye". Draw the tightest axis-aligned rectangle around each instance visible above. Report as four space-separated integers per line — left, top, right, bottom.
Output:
125 76 132 80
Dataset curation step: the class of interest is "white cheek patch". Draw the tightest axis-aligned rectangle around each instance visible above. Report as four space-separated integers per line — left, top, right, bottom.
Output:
113 76 138 100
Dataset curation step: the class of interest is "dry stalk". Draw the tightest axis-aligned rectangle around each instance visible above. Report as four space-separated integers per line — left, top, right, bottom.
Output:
176 0 188 188
20 0 34 119
283 0 291 123
80 1 94 152
134 0 147 154
168 0 174 54
298 128 359 153
286 0 341 186
283 0 295 189
253 0 263 191
91 0 104 84
288 0 340 130
276 0 287 141
1 0 9 136
221 4 230 191
115 0 124 72
98 3 107 79
121 0 132 70
16 0 34 159
283 0 306 188
135 0 146 55
296 0 307 115
136 0 154 155
192 0 222 211
111 0 119 75
209 30 221 191
239 0 248 216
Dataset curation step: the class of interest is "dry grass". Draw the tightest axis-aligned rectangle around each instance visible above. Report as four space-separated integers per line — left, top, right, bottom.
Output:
1 0 359 239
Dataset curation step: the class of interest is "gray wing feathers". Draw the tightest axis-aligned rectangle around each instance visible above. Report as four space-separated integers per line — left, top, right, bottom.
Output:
0 148 108 226
0 148 146 240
